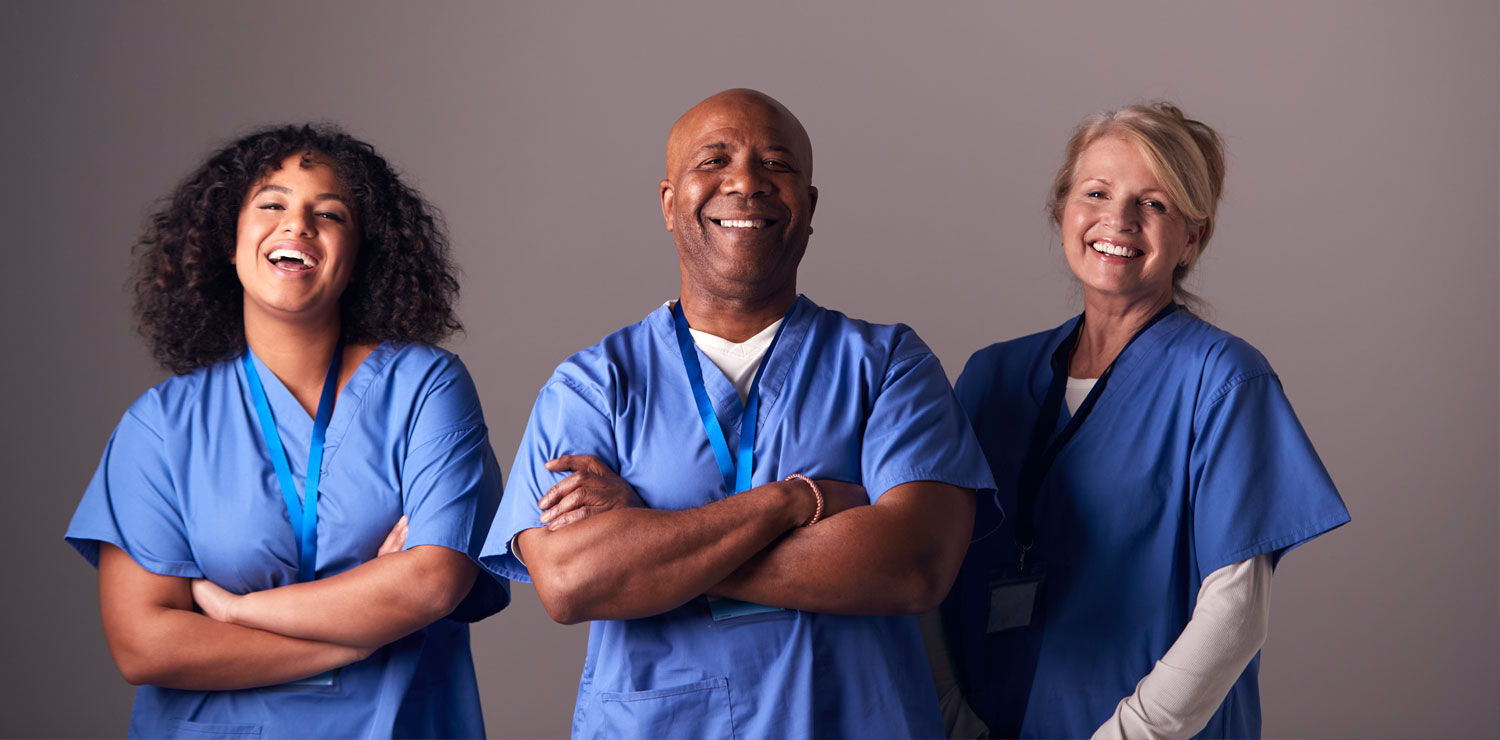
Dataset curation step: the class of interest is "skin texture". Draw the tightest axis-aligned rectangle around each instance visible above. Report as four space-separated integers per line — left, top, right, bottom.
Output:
660 88 817 342
1059 135 1203 378
519 89 975 625
97 159 480 688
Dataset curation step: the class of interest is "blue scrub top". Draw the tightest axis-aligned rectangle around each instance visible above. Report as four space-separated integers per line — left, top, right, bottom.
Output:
482 296 996 740
945 310 1350 739
66 342 509 739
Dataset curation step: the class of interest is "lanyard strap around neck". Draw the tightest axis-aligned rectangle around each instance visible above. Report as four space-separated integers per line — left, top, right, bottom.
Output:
672 301 792 495
1014 303 1177 555
242 344 344 582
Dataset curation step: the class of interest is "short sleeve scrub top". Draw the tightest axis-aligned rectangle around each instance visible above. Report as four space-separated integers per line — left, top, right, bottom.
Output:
945 309 1350 739
66 342 509 739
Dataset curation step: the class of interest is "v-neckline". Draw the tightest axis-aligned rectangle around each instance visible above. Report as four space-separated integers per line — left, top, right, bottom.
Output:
656 296 810 432
241 341 391 470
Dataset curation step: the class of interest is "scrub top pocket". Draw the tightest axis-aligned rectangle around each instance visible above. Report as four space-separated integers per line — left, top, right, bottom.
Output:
166 719 262 739
587 677 736 740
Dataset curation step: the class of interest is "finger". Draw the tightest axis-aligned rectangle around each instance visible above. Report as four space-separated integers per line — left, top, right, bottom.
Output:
378 516 408 556
540 472 592 510
545 455 593 473
541 491 586 524
546 455 610 476
547 507 591 531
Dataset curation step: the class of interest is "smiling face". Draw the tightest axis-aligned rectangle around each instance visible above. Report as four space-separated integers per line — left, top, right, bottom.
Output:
1060 135 1201 311
660 90 817 304
233 153 358 330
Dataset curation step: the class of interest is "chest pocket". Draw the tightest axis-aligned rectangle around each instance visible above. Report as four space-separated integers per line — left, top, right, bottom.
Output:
584 677 736 740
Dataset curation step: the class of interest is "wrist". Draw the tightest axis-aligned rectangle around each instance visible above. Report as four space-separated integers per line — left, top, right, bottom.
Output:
783 474 824 527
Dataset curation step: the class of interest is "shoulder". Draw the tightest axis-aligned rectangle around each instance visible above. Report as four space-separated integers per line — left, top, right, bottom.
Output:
119 360 233 439
799 298 934 367
539 307 665 418
1158 313 1277 397
955 319 1074 405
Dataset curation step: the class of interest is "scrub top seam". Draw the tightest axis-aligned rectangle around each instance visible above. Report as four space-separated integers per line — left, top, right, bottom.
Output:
1213 512 1352 571
551 376 612 420
1199 369 1279 419
408 421 486 453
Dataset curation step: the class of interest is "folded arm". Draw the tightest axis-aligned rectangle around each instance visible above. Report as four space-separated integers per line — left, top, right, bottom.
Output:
98 544 369 690
191 518 478 649
1092 554 1273 740
710 481 975 615
519 478 817 624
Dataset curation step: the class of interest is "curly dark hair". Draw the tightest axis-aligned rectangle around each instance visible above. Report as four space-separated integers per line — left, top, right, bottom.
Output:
133 123 462 373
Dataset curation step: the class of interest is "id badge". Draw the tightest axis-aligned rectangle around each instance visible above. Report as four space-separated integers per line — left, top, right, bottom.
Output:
707 596 785 621
987 565 1044 633
287 668 340 687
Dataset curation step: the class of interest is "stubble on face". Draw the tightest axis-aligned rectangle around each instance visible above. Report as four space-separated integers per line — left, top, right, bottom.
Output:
661 89 816 309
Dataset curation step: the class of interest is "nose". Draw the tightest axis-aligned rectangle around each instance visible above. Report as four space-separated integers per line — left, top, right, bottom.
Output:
1103 199 1141 232
720 159 772 198
281 207 316 237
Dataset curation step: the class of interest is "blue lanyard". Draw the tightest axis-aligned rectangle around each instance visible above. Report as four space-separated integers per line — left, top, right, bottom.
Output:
1014 303 1177 557
671 302 791 495
241 345 343 582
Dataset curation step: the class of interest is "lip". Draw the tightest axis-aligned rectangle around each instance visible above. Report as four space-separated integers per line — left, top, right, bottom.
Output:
1088 237 1144 261
264 240 323 275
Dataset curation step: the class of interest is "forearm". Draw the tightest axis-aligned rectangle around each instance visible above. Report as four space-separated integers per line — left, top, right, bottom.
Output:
710 482 974 615
521 480 811 624
1092 554 1273 740
98 544 365 690
217 545 478 649
112 604 366 690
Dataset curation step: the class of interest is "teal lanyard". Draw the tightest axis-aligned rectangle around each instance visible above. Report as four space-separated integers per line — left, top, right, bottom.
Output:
671 302 791 495
241 345 343 582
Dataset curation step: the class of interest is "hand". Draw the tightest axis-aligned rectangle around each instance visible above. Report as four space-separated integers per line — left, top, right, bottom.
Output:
539 455 645 530
191 578 241 624
377 515 408 557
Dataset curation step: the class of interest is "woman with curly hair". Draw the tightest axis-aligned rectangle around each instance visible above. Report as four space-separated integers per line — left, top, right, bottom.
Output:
65 124 508 738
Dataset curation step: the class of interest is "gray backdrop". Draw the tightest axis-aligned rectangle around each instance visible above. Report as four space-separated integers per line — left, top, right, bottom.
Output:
2 2 1495 738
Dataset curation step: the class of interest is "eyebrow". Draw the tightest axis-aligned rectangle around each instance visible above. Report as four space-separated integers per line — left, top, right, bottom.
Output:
693 142 799 158
251 184 349 203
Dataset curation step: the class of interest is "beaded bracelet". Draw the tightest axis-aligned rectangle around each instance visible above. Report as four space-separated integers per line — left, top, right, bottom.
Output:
785 473 824 527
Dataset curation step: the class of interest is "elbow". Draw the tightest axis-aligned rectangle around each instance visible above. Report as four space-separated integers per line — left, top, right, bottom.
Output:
532 567 591 625
409 565 480 624
108 639 165 686
898 559 961 615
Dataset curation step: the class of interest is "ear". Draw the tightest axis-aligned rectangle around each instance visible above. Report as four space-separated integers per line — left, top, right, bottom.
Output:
806 185 818 236
1181 224 1205 266
659 178 675 232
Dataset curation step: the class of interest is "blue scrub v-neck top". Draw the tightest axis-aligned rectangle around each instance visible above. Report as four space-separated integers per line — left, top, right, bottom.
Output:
946 309 1350 739
482 295 997 740
66 342 508 739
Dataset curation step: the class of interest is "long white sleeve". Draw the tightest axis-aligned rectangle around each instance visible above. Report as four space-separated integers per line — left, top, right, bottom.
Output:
920 608 993 739
1091 554 1273 740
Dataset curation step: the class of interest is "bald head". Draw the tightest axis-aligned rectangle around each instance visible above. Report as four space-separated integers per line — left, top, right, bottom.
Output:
665 89 813 181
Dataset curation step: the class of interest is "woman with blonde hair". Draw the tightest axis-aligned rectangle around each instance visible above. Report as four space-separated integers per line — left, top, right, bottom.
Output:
936 103 1349 738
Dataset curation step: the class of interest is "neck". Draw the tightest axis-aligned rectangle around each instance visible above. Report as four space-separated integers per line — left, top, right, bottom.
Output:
1071 290 1174 378
677 277 797 343
244 311 343 416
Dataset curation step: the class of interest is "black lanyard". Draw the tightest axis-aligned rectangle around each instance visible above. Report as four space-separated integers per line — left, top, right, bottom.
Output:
1013 304 1177 565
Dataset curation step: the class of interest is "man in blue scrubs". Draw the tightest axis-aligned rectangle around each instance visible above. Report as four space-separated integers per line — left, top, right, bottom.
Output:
481 89 996 739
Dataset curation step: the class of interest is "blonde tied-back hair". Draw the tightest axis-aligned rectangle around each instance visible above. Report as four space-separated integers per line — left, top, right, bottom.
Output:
1047 102 1227 311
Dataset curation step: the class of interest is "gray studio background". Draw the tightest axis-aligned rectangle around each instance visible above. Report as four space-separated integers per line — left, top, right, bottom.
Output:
2 2 1495 738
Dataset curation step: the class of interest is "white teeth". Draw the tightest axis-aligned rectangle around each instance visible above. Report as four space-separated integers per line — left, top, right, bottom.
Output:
1091 242 1140 258
718 219 766 228
268 248 315 266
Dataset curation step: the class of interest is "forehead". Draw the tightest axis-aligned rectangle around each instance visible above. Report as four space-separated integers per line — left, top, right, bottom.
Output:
667 98 811 168
1075 135 1159 186
256 152 345 190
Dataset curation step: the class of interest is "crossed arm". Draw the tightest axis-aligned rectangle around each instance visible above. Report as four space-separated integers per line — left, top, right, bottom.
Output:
518 455 975 624
98 518 478 690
